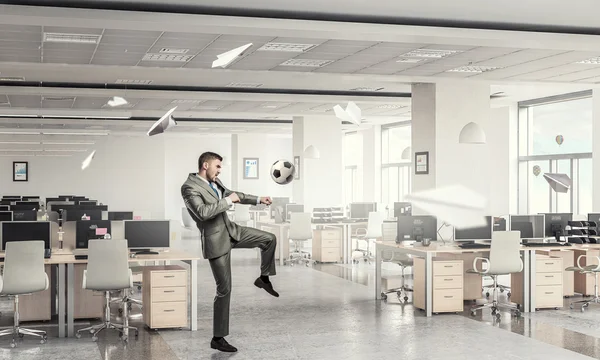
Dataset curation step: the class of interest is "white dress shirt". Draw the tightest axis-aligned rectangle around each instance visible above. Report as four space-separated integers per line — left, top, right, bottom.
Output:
197 174 260 205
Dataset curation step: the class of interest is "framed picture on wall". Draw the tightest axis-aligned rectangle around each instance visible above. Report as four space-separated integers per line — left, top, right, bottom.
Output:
294 156 300 180
243 158 259 179
415 151 429 175
13 161 28 182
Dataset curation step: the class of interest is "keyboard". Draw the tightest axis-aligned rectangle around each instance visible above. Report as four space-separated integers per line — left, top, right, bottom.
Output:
74 255 88 260
458 243 491 249
524 242 571 247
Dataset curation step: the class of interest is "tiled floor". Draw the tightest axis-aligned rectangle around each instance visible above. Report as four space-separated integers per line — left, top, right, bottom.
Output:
0 228 597 359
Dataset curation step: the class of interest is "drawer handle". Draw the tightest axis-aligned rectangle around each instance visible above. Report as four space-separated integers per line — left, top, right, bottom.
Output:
163 275 175 278
444 296 453 298
444 279 453 281
544 292 554 295
164 309 175 312
544 263 554 265
443 265 454 268
544 275 554 278
164 290 175 293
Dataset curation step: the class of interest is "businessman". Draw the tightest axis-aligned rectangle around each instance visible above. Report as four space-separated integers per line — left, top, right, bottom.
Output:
181 151 279 353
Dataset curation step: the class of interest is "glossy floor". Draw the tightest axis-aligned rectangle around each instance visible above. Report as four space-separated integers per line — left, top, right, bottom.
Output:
0 230 596 359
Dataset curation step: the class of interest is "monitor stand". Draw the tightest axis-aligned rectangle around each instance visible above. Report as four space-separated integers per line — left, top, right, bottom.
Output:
133 249 159 255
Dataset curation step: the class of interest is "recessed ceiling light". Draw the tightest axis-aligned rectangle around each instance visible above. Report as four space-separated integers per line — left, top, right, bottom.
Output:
0 76 25 81
159 48 189 54
350 87 385 92
170 99 203 104
115 79 153 85
396 58 424 63
446 65 500 73
258 43 317 52
43 32 101 44
43 141 95 145
43 96 75 101
400 49 461 58
43 149 88 152
142 54 194 62
193 105 223 111
226 82 263 88
0 141 40 145
280 59 333 67
575 57 600 65
376 104 404 109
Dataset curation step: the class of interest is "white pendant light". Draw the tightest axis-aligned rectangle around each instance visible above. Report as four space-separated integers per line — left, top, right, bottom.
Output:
401 146 411 160
304 145 320 159
458 122 486 144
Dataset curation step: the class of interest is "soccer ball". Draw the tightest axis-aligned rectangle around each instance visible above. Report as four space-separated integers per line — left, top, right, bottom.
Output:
270 159 295 185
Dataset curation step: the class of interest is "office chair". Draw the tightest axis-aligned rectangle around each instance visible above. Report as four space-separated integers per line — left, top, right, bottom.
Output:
285 212 314 267
380 250 413 302
0 241 48 347
352 211 385 264
468 231 523 319
567 255 600 312
234 204 252 226
76 239 138 342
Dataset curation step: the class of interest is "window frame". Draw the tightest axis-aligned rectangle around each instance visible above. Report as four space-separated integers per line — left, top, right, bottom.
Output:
381 121 412 205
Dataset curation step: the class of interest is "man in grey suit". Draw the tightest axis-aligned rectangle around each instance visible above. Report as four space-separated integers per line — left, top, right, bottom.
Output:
181 151 279 353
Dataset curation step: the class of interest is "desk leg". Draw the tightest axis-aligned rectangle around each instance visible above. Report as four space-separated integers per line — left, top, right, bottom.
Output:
67 263 74 337
529 250 536 313
344 225 350 264
58 264 65 338
190 259 198 331
279 227 285 266
522 250 529 313
425 252 433 317
375 244 382 299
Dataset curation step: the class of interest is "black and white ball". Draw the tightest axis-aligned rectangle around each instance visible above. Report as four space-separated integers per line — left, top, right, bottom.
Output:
270 159 295 185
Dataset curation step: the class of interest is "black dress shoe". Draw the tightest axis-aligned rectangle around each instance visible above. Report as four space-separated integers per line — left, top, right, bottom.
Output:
254 277 280 297
211 337 237 352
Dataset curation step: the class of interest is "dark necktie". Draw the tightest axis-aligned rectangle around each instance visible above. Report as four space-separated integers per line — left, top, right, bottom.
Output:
210 183 220 199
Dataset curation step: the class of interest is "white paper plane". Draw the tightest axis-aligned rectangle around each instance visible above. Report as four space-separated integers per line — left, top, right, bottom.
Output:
81 150 96 170
333 101 361 125
543 173 572 193
212 43 253 68
147 107 177 137
404 184 488 229
107 96 128 107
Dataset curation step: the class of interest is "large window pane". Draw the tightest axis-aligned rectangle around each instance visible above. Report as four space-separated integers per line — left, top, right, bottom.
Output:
389 167 399 204
528 160 550 214
530 97 592 156
344 133 362 166
579 158 592 215
344 168 354 204
387 126 411 163
555 159 571 213
382 167 389 205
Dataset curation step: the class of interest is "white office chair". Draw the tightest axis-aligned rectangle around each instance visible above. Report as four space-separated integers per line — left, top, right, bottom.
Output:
234 204 252 226
380 250 414 302
285 212 314 267
567 255 600 312
0 241 49 348
76 239 138 342
468 231 523 319
352 211 385 264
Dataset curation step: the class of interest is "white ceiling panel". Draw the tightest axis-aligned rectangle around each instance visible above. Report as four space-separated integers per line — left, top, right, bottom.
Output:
99 35 159 47
134 99 174 110
512 64 592 81
137 61 187 68
44 57 91 65
102 29 163 38
95 44 151 54
72 97 109 110
7 95 41 108
478 49 567 68
43 27 104 35
543 66 600 82
0 41 41 50
0 32 40 42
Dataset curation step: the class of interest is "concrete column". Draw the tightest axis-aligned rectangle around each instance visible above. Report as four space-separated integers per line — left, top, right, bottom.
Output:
593 90 600 211
362 125 381 203
230 134 239 190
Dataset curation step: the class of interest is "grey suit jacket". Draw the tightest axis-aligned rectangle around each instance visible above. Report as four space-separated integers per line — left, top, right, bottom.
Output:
181 173 258 259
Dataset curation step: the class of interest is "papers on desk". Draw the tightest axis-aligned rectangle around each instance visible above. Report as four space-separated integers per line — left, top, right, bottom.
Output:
404 184 488 228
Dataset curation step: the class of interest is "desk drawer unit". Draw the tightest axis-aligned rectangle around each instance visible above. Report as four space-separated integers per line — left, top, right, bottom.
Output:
143 265 188 329
414 258 464 314
511 255 564 309
312 228 342 263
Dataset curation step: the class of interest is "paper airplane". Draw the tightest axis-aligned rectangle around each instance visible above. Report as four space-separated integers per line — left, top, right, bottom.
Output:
147 107 177 137
404 184 488 229
107 96 128 107
333 101 361 125
543 173 572 193
81 150 96 170
212 43 253 68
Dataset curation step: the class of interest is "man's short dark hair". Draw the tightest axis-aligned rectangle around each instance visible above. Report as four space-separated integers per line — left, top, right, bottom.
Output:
198 152 223 169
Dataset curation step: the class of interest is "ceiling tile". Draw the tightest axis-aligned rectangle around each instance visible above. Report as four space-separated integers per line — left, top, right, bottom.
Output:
0 55 39 62
100 35 159 47
0 40 41 50
0 32 40 42
43 42 97 51
95 44 151 54
7 95 41 108
43 27 104 35
137 61 186 68
102 29 163 38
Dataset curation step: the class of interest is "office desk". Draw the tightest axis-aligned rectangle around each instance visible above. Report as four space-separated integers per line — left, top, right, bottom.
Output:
256 222 289 266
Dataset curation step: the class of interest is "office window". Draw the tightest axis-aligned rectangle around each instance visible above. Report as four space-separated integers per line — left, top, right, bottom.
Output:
343 132 362 204
518 92 592 214
381 122 411 206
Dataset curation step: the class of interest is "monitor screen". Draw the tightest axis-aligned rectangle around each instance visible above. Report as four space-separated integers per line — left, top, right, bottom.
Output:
65 209 103 222
124 220 170 249
1 221 51 250
510 215 544 239
76 220 111 249
541 213 573 240
397 216 437 242
270 197 290 219
350 202 377 219
2 196 21 200
284 204 304 221
394 202 412 217
493 217 507 231
108 211 134 221
0 205 9 211
0 211 13 222
21 196 40 201
12 210 37 221
11 203 40 211
77 200 98 206
0 200 12 206
454 216 493 241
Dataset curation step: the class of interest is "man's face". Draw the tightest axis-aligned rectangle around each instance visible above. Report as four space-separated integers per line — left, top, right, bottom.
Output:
204 159 222 182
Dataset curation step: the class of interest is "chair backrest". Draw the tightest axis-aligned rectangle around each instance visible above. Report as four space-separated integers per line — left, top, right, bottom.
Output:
2 241 47 295
289 212 312 240
365 211 385 238
181 207 194 227
488 231 523 275
234 204 251 222
86 239 131 291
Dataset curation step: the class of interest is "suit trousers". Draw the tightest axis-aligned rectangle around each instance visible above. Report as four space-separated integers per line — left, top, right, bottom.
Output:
208 226 277 337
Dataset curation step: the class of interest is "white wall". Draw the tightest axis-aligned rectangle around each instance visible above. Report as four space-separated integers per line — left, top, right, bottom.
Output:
232 133 294 200
593 90 600 211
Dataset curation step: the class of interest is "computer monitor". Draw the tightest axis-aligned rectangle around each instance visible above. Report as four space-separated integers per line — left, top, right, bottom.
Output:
58 195 74 200
454 216 493 241
1 221 51 250
2 196 21 200
14 202 40 211
124 220 170 253
350 202 377 220
78 200 98 206
394 202 412 217
588 213 600 235
0 211 13 222
270 197 290 220
77 205 108 211
285 204 304 221
75 220 111 249
397 216 437 242
510 215 544 239
108 211 134 221
12 210 37 221
47 201 75 212
0 205 9 211
65 209 103 222
0 200 12 206
541 213 573 241
21 196 40 201
493 217 507 231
